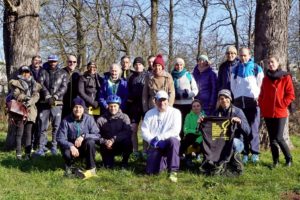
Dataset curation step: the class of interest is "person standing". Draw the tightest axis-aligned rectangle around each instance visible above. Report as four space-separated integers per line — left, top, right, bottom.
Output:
147 55 156 73
8 66 42 160
141 90 181 182
35 55 68 156
120 55 133 80
217 46 239 91
127 57 148 158
258 55 295 167
62 55 81 118
193 55 217 115
78 61 102 119
142 54 175 113
231 47 264 164
171 57 198 138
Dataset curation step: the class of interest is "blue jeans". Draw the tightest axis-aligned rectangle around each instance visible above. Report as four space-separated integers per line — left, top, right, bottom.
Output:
233 138 244 153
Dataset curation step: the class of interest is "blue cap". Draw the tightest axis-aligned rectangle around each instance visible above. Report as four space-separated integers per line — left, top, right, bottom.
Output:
48 55 59 62
72 96 86 108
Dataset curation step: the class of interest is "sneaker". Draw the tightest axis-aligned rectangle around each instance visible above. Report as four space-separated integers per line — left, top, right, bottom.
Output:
251 154 259 163
75 168 97 180
169 172 178 183
51 147 58 155
285 157 292 167
16 154 22 160
34 149 45 157
132 151 140 160
242 155 248 164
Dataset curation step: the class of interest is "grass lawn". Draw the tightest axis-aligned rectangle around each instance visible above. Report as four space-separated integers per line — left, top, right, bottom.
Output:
0 131 300 200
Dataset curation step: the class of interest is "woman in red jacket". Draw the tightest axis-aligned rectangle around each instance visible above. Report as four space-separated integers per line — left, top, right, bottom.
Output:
258 55 295 167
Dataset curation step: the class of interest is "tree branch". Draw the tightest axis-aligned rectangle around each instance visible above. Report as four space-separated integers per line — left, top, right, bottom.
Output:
4 0 18 12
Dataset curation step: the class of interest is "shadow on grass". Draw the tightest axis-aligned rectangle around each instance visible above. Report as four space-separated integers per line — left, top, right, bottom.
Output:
0 154 64 172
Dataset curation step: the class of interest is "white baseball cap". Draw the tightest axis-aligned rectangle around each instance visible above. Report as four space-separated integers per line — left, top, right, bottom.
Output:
155 90 169 100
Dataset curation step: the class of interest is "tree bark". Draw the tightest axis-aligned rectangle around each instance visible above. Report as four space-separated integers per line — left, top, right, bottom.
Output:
254 0 293 149
197 0 208 60
3 0 40 78
151 0 158 55
168 0 174 71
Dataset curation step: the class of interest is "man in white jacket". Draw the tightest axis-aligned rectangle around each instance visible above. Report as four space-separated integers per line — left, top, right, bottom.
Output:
141 90 181 182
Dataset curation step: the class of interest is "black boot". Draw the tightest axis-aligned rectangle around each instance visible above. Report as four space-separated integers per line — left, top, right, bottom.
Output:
285 157 292 167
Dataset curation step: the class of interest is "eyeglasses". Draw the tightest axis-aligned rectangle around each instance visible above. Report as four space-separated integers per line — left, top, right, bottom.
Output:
68 61 77 64
226 52 236 55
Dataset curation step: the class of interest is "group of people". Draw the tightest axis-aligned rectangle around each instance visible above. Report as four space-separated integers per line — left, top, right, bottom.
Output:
6 45 295 182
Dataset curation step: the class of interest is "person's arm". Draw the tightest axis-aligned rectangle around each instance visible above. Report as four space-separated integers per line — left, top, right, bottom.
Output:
190 76 199 98
209 71 218 111
78 76 98 107
57 119 74 149
282 75 295 107
183 114 196 135
167 75 175 106
142 76 149 112
54 71 68 100
113 114 131 143
141 111 154 143
98 81 108 109
234 108 251 136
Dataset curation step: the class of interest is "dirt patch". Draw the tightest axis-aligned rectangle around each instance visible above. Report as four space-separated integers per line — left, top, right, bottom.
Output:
281 191 300 200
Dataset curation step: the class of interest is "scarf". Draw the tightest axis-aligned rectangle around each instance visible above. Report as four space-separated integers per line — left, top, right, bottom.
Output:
171 68 187 89
266 69 289 81
17 75 34 97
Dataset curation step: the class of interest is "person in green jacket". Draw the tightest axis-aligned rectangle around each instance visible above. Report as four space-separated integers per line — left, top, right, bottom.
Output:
180 99 205 167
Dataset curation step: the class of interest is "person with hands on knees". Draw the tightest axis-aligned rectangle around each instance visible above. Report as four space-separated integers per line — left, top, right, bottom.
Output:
141 90 181 182
96 95 132 169
57 96 100 179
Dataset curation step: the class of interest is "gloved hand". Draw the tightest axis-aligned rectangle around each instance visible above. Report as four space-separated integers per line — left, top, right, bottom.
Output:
48 97 56 106
175 92 181 100
92 101 99 108
150 137 159 148
182 89 189 99
157 140 167 149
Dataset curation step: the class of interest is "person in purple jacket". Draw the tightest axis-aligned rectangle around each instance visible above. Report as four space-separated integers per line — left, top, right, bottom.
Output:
193 55 217 115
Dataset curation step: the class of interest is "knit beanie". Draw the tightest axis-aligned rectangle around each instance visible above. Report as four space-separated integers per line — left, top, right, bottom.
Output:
73 96 86 108
133 57 145 66
153 54 165 69
218 89 232 101
226 46 237 54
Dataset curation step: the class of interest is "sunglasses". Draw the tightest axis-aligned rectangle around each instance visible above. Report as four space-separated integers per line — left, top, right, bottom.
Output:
68 61 77 64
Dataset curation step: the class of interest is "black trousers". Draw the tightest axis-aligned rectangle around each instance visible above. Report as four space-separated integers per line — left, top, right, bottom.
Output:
173 104 191 139
16 121 33 155
180 134 199 156
265 117 292 162
61 138 96 170
99 137 132 168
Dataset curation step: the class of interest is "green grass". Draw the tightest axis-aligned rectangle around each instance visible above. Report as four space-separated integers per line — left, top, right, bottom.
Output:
0 132 300 200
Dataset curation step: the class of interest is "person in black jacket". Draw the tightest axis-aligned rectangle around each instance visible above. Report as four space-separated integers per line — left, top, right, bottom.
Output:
96 95 132 168
127 57 148 159
78 61 102 119
62 55 81 118
35 55 68 156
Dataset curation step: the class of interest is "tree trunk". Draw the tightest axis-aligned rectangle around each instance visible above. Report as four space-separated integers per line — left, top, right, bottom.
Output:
197 0 208 60
254 0 293 149
3 0 40 150
168 0 174 72
151 0 158 55
74 0 86 69
3 0 40 78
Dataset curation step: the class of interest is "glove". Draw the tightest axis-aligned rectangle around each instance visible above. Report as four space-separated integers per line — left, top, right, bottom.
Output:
182 89 189 99
175 92 181 100
92 101 99 108
48 97 56 106
150 137 159 148
157 140 167 149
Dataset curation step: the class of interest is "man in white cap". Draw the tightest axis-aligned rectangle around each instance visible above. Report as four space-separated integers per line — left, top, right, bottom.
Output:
141 90 181 182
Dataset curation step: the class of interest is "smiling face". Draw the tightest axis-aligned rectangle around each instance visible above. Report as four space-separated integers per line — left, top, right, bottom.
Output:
191 101 202 115
134 63 144 72
155 98 168 112
32 57 42 69
226 51 237 62
22 71 31 79
88 64 97 75
153 64 163 75
73 105 84 119
108 103 120 115
121 57 131 70
268 57 279 71
67 55 77 71
218 95 231 109
174 62 184 72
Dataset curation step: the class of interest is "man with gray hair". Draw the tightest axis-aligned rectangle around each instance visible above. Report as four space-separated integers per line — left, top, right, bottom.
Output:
141 90 181 182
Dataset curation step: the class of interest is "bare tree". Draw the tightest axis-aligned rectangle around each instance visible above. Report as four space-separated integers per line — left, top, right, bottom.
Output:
3 0 40 78
151 0 158 55
196 0 209 60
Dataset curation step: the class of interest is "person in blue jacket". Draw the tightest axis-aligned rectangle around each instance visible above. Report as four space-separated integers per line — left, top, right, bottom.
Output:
99 63 128 112
57 97 100 179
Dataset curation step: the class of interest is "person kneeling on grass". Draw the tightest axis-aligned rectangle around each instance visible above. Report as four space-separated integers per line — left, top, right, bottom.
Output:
57 97 100 179
96 95 132 169
141 90 181 182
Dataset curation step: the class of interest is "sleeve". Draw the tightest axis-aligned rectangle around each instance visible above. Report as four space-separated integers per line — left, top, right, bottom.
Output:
98 81 108 109
258 78 265 108
256 66 264 92
141 111 154 143
54 71 68 99
57 120 74 149
183 114 196 135
157 109 181 141
217 65 223 91
78 76 96 107
39 71 51 99
168 75 175 106
189 75 199 98
84 116 101 140
282 75 295 107
236 108 251 136
209 71 218 107
142 76 150 112
114 114 132 142
27 83 42 106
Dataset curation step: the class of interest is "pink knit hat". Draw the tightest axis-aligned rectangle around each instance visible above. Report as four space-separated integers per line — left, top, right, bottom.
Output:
153 54 165 69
